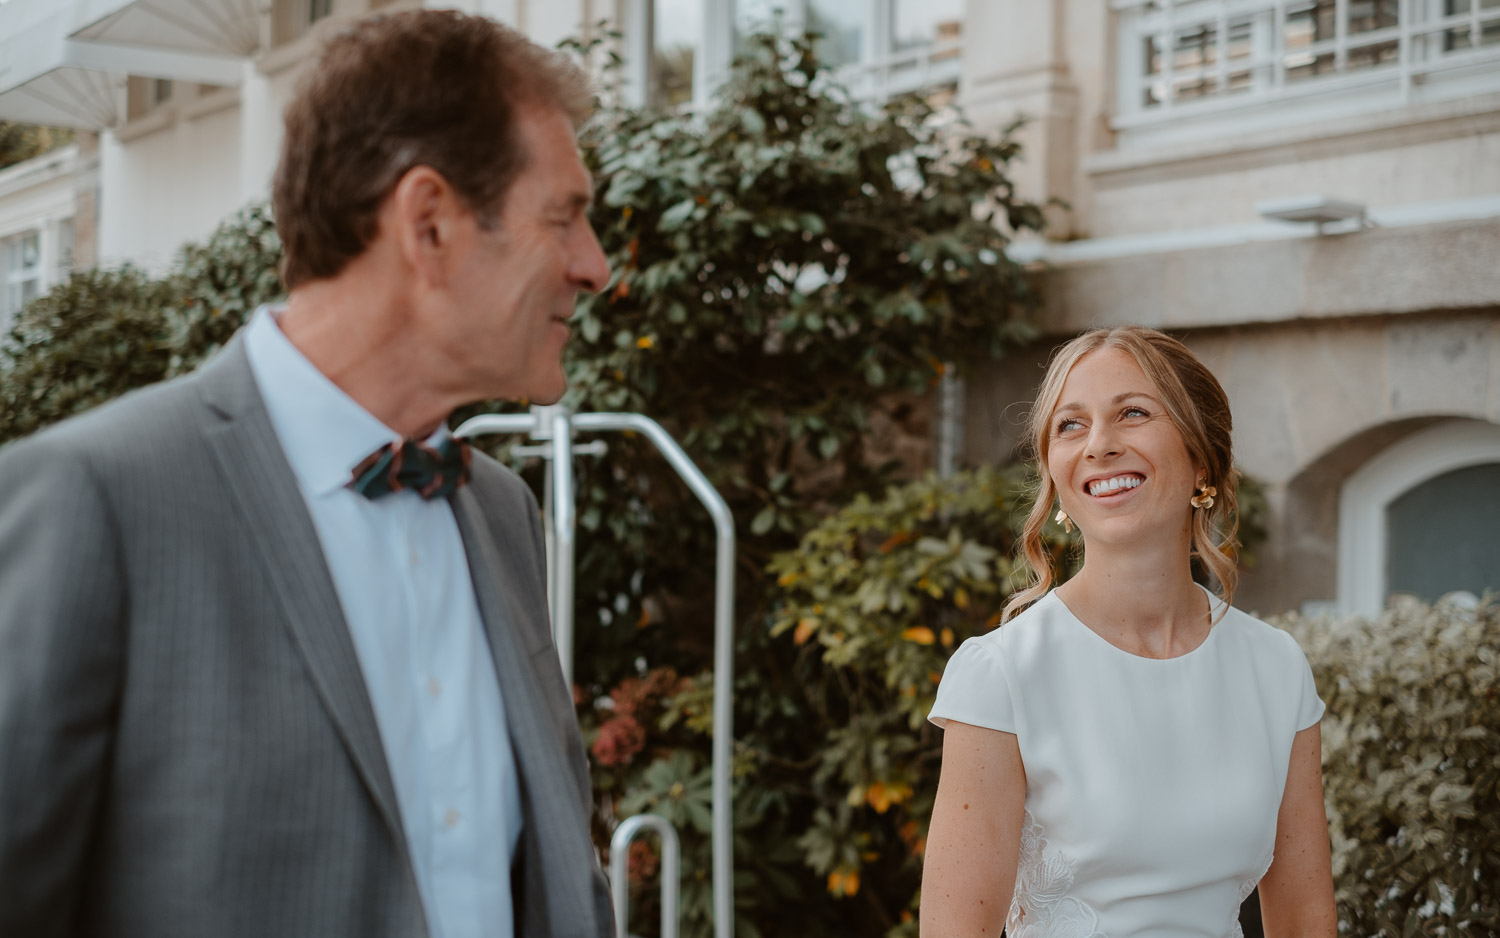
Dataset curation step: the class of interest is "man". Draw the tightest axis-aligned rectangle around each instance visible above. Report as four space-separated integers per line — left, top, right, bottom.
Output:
0 11 613 938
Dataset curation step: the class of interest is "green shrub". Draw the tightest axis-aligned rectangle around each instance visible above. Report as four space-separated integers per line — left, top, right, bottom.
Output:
556 29 1047 938
0 203 283 446
761 466 1077 933
0 267 179 441
1278 596 1500 936
167 202 283 376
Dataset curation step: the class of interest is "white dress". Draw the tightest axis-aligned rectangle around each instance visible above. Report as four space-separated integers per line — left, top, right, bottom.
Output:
928 586 1324 938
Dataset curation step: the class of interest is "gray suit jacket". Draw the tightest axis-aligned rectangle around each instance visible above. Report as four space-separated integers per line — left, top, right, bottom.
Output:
0 339 613 938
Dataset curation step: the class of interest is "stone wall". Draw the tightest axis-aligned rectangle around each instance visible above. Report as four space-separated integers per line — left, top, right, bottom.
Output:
964 307 1500 616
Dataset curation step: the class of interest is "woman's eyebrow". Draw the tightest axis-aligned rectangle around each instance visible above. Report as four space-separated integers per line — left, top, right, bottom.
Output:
1055 391 1162 413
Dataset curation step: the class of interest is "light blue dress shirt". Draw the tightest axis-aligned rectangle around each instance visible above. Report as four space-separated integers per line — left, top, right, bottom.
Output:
243 307 523 938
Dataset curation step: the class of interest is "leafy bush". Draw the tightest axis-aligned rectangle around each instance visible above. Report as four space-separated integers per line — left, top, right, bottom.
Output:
0 203 283 445
166 202 283 375
0 122 73 171
553 29 1046 938
764 466 1075 932
0 267 177 441
1278 596 1500 936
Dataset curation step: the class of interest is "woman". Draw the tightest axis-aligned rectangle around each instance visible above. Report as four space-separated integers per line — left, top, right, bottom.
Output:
921 327 1336 937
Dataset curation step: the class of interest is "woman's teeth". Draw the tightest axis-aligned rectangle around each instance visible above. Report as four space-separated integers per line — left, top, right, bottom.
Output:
1088 476 1143 497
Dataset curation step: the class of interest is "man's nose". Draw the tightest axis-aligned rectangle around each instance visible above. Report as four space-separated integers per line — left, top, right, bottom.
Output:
572 222 611 294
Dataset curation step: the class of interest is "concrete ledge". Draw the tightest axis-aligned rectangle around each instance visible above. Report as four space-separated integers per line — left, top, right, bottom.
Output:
1036 215 1500 332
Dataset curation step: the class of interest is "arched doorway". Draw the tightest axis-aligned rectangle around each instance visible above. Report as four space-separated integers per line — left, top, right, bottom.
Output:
1337 420 1500 616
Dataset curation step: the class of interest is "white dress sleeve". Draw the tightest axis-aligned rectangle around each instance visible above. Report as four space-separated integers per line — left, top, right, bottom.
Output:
928 637 1016 733
1289 633 1326 730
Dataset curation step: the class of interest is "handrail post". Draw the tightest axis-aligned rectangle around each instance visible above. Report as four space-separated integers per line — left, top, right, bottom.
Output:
609 814 681 938
546 407 576 687
573 413 735 938
453 409 735 938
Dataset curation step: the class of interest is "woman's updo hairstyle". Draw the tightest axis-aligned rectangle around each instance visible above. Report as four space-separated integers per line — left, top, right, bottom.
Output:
1000 326 1241 624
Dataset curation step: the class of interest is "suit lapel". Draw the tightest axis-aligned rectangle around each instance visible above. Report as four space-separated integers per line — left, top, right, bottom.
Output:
196 340 408 854
450 486 552 662
450 486 595 937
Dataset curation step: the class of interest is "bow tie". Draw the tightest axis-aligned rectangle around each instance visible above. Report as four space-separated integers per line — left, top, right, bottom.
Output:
349 436 472 500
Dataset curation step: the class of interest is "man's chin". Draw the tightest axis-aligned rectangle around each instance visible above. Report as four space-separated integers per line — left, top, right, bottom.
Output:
525 378 568 408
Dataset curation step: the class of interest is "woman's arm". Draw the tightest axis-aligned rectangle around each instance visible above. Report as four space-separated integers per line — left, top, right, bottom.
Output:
1258 723 1338 938
920 721 1026 937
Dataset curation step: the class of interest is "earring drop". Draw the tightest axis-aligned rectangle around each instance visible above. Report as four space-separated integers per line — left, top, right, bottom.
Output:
1054 508 1074 533
1190 480 1217 510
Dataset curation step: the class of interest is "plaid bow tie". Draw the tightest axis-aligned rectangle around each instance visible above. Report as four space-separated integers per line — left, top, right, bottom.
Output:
349 436 472 500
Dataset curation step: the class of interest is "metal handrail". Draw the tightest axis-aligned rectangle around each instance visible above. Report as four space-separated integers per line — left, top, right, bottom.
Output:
609 813 681 938
454 407 736 938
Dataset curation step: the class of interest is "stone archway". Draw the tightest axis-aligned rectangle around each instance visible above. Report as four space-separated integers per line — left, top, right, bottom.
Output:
1336 419 1500 615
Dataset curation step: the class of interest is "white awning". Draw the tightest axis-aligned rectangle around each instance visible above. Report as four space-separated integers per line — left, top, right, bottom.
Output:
0 0 245 130
69 0 261 58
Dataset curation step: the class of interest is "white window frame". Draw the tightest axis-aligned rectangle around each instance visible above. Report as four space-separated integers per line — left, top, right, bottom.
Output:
1337 420 1500 617
623 0 963 110
1112 0 1500 141
2 229 44 327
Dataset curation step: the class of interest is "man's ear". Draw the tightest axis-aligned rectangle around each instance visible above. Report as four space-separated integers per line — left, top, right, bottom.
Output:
385 165 458 287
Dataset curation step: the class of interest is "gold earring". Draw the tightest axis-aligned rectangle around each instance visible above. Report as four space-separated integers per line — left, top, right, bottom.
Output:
1190 480 1217 510
1054 508 1074 533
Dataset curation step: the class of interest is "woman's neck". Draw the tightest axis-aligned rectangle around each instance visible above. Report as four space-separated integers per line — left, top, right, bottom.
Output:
1055 537 1212 659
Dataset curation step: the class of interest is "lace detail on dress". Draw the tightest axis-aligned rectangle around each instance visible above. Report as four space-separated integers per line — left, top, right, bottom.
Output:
1225 853 1274 938
1007 811 1107 938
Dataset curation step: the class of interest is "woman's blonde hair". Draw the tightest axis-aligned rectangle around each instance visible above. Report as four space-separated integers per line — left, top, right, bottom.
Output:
1000 326 1241 624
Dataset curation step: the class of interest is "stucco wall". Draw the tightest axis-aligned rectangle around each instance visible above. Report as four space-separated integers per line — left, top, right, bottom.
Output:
964 309 1500 615
99 104 245 274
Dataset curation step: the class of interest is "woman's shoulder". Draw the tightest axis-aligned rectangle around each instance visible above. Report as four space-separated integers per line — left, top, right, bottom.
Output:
961 591 1072 662
1214 601 1305 655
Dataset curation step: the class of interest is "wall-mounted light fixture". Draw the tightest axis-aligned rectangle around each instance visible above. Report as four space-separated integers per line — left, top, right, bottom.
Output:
1255 195 1370 235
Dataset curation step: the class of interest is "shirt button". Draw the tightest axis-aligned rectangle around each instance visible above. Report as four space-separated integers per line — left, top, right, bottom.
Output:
444 809 461 829
427 676 442 697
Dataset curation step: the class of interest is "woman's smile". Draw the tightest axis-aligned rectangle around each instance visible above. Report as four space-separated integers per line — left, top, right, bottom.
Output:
1085 472 1146 498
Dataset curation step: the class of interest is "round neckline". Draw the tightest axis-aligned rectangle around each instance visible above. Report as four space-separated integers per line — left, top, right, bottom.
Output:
1049 583 1225 663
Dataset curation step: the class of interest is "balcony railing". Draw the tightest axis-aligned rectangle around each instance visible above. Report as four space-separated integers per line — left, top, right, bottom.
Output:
1113 0 1500 130
835 38 963 102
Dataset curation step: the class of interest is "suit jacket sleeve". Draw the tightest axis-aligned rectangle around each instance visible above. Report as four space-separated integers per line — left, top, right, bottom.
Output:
0 435 126 936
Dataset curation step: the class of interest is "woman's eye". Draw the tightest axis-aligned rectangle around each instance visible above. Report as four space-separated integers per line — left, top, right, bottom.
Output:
1057 418 1083 433
1123 406 1149 418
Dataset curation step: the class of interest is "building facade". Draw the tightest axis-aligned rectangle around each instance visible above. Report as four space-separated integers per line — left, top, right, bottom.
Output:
0 139 91 336
0 0 1495 615
957 0 1500 616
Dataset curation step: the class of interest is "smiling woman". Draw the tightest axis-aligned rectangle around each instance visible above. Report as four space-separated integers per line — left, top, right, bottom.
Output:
920 326 1338 938
1005 328 1241 627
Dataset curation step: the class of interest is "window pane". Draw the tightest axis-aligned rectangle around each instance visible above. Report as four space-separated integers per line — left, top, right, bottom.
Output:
1284 1 1337 86
57 219 75 276
1347 38 1399 70
1225 16 1258 95
1284 1 1336 51
1386 463 1500 603
20 233 39 270
1444 0 1500 48
1172 23 1219 100
309 0 333 24
1347 0 1398 34
893 0 964 52
652 0 700 107
735 0 788 55
807 0 863 69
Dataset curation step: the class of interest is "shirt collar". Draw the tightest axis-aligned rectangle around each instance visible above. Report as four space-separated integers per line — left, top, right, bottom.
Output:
242 304 404 498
